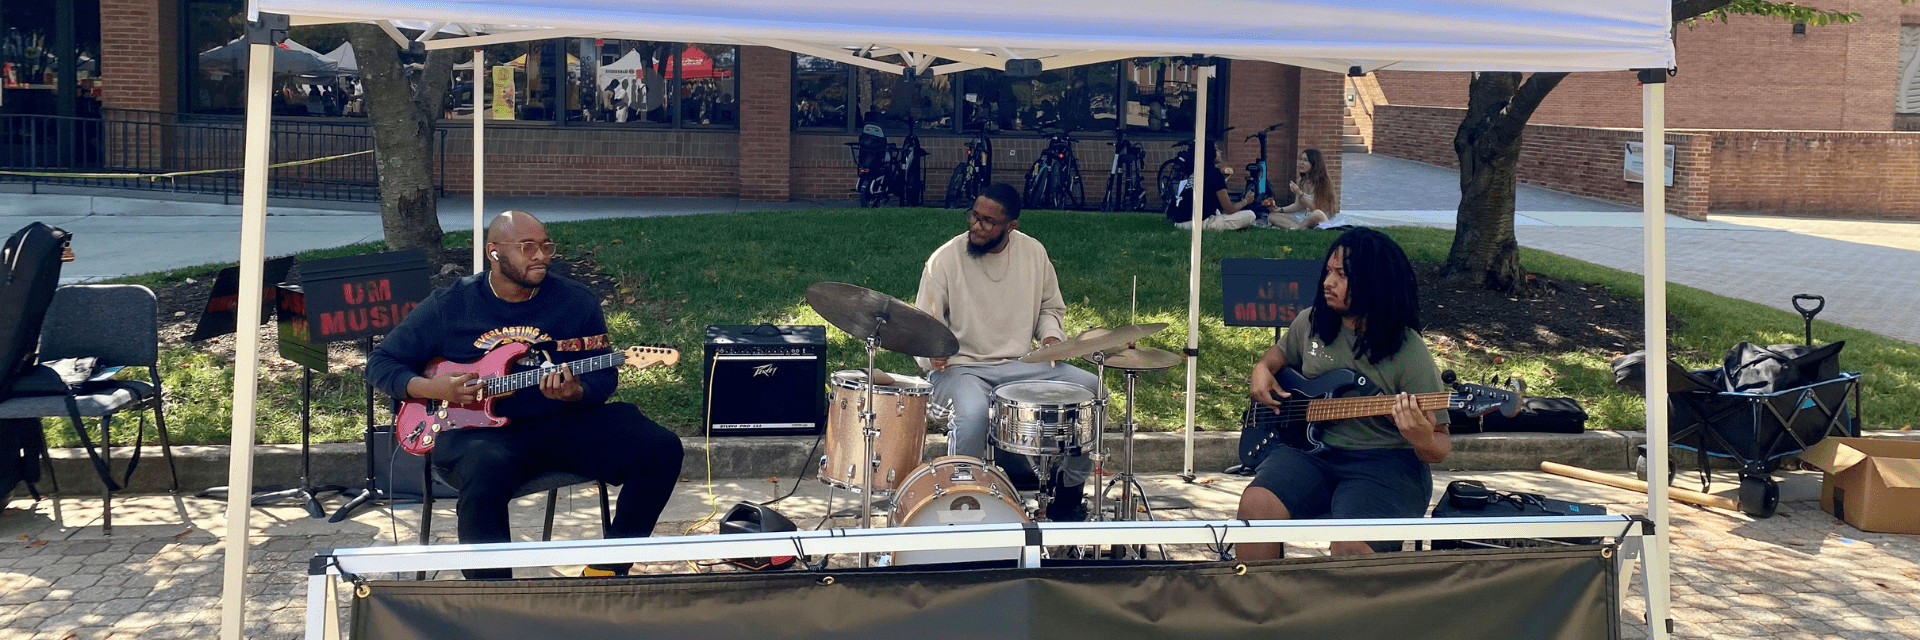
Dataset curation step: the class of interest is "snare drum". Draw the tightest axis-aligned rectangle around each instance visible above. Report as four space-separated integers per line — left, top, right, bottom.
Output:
989 380 1102 456
890 455 1030 565
820 370 931 494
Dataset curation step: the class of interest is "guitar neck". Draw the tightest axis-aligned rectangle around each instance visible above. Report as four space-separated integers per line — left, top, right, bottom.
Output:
483 352 624 395
1303 392 1452 422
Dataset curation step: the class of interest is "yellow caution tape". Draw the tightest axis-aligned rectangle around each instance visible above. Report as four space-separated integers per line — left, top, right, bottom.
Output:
0 149 374 181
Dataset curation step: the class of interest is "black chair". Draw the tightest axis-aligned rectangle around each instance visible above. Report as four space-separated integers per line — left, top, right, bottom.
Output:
0 285 179 535
417 450 613 546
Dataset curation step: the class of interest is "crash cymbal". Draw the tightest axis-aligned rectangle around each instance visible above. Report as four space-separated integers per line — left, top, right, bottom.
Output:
1095 346 1183 371
804 282 959 358
1019 323 1169 363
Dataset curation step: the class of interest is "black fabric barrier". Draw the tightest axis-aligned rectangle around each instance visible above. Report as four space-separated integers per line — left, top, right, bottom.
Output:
349 547 1618 640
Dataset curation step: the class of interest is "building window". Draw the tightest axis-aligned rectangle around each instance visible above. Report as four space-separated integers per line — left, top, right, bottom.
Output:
1123 57 1221 134
1 0 103 118
852 57 956 132
449 39 735 128
182 0 361 117
1899 26 1920 114
794 54 850 130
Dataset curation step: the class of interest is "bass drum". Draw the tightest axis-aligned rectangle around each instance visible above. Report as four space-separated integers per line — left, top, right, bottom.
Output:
890 456 1030 566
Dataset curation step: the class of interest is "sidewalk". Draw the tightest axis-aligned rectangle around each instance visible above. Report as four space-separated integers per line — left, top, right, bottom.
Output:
5 466 1917 640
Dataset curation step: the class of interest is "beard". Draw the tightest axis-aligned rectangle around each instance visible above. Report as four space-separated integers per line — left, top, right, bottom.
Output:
498 258 547 289
966 230 1008 257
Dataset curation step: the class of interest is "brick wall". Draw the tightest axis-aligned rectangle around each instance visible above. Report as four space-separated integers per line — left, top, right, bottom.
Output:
1374 6 1904 131
100 0 175 114
1372 105 1712 219
440 127 738 196
1347 74 1386 149
739 46 791 201
1708 130 1920 218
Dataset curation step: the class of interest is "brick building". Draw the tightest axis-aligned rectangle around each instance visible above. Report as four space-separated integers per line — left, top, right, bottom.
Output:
1356 5 1920 219
8 0 1348 205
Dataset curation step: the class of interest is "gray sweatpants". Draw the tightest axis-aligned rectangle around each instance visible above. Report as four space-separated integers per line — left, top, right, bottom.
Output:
929 360 1101 487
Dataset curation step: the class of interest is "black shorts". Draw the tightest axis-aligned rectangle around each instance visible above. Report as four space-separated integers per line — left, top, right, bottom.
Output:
1248 446 1433 552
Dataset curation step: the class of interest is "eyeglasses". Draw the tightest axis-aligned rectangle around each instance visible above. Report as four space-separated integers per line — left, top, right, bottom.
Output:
498 240 558 259
965 208 1009 231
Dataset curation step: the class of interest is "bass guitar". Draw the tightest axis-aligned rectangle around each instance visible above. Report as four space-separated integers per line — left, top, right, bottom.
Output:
395 343 680 454
1236 367 1522 470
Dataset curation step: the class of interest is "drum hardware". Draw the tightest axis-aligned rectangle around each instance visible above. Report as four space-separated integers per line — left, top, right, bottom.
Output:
1087 347 1178 560
805 282 958 568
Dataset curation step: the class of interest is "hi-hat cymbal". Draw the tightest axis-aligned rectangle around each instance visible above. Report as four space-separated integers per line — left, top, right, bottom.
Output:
804 282 959 358
1095 346 1183 371
1019 323 1169 363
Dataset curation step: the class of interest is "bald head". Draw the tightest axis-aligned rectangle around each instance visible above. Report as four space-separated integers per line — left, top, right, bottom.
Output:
487 210 546 244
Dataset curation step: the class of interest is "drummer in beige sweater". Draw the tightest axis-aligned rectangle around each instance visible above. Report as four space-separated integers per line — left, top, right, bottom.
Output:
913 183 1100 522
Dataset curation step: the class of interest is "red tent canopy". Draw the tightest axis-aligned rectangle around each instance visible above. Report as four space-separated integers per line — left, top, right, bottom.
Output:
680 45 732 79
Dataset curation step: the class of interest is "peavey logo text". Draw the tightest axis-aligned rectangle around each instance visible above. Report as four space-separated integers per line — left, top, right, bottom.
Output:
753 364 778 377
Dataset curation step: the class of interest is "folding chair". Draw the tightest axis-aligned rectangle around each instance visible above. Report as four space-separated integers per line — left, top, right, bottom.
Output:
0 285 179 535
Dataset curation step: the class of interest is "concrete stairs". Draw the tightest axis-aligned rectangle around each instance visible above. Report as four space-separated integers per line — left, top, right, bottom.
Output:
1342 107 1368 154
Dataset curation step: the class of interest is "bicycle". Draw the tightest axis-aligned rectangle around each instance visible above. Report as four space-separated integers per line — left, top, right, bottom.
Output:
1023 127 1085 210
1156 127 1233 209
944 125 995 208
1240 122 1287 207
895 119 932 207
1099 130 1148 212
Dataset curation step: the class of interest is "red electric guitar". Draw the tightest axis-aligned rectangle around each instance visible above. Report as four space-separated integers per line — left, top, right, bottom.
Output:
394 343 680 454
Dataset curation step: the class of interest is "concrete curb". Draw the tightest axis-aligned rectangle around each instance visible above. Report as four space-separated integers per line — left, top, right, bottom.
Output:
35 430 1920 495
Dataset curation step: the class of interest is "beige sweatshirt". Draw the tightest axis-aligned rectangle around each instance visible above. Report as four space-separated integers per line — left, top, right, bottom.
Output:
913 230 1068 369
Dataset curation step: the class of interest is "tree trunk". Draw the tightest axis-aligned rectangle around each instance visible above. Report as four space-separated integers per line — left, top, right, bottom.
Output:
1440 71 1566 293
345 25 457 266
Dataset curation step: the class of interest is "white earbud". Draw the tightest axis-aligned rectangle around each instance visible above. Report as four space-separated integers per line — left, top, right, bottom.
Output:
490 251 500 260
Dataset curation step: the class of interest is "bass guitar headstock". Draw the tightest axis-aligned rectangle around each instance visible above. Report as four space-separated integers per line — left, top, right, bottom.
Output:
1444 369 1525 418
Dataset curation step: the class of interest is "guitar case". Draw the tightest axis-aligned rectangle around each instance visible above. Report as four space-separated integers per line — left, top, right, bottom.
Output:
1 222 73 501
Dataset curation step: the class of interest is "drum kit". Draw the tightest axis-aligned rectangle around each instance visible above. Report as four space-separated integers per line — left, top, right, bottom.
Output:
803 282 1181 565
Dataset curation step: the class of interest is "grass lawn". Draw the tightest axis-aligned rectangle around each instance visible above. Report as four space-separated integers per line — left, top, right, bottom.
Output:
53 207 1919 447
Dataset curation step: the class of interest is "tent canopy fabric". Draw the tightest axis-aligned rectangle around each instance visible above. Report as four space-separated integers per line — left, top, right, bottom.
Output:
259 0 1674 74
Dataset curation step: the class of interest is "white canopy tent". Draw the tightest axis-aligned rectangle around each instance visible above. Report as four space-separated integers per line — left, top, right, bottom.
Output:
230 2 1679 639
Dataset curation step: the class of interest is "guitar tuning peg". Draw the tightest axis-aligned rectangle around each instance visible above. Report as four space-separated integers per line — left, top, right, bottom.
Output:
1441 370 1458 385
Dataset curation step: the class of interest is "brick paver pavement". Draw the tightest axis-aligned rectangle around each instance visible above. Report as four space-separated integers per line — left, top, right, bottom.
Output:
5 468 1916 639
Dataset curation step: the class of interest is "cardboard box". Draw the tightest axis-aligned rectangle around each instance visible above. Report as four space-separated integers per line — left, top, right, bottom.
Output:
1799 438 1920 535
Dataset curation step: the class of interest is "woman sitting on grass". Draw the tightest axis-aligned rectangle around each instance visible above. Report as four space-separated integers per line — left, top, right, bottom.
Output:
1259 148 1338 229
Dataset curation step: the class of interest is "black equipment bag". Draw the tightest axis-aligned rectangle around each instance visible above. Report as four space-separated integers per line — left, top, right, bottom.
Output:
854 123 890 170
1720 341 1844 394
1477 396 1588 434
1 222 71 402
1429 480 1607 550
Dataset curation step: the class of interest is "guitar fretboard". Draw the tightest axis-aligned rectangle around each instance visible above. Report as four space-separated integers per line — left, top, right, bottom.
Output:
1303 392 1452 422
483 352 624 394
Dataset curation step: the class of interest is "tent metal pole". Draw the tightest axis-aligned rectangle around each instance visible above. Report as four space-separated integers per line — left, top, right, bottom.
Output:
473 48 486 272
220 34 276 640
1641 78 1672 640
1182 64 1211 479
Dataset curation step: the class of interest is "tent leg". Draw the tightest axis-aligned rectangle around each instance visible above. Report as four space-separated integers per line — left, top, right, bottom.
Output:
473 49 487 273
1181 63 1212 480
1640 76 1672 640
220 23 278 640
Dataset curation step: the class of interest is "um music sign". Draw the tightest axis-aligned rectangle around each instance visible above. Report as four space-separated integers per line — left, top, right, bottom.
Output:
297 250 433 344
1220 258 1322 329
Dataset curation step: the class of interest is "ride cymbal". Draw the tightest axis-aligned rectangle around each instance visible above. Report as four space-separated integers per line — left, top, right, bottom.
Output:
804 282 959 358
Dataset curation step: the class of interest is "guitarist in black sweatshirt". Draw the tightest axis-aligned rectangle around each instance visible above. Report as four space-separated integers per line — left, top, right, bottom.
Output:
1235 228 1449 559
368 211 684 579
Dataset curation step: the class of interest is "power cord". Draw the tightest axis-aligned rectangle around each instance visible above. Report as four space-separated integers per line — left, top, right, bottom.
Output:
757 431 823 506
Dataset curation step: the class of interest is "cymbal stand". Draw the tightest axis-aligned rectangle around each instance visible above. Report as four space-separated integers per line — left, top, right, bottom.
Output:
1085 352 1109 524
857 329 882 567
1105 368 1161 559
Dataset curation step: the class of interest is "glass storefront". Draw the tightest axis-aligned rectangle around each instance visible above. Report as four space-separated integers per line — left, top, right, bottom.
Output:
1 0 101 117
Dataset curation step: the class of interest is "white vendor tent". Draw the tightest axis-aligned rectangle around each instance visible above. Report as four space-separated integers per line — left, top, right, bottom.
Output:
226 2 1681 639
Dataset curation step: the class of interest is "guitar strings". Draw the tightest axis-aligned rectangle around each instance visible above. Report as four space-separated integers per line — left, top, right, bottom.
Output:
1246 394 1459 424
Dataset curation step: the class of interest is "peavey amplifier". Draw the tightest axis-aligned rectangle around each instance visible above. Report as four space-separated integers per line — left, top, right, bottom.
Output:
703 324 827 436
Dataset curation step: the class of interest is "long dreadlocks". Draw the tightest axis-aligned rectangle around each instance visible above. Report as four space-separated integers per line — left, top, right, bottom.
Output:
1310 227 1422 364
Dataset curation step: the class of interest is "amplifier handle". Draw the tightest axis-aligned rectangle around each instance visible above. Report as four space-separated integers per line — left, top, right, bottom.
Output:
746 323 790 336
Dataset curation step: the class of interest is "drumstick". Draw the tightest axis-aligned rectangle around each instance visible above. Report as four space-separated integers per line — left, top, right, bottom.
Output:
1539 461 1738 512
